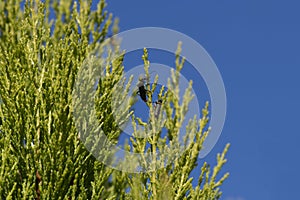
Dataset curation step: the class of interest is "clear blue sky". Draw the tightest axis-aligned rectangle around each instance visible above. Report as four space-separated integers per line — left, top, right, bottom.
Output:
100 0 300 199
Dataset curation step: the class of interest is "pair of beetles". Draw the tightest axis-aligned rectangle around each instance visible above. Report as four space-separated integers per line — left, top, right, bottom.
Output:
136 76 162 119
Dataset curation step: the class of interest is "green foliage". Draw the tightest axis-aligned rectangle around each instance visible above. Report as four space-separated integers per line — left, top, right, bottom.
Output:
0 0 230 199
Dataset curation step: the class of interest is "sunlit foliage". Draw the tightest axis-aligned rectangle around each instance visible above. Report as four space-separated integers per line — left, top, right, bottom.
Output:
0 0 229 199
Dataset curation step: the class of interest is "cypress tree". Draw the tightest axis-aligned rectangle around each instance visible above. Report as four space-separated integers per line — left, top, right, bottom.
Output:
0 0 229 199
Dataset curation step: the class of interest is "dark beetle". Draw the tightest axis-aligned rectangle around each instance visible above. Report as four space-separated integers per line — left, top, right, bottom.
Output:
137 85 148 102
136 76 150 103
154 99 163 119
